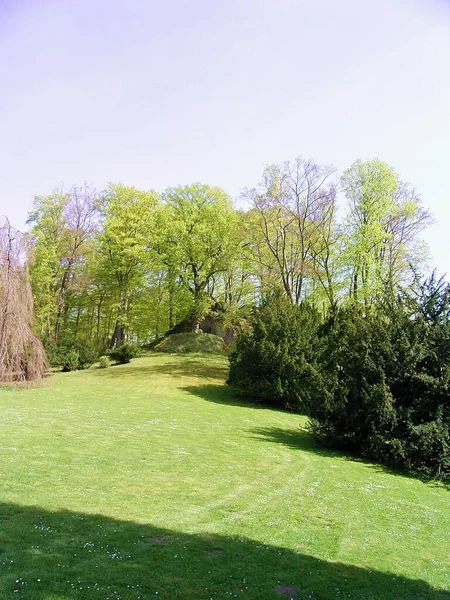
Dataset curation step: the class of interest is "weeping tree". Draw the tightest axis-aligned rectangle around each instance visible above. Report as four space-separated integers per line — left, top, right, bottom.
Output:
0 218 47 382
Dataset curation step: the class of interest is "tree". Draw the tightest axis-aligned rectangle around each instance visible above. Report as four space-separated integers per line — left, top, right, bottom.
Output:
97 183 158 347
0 217 47 382
228 293 322 409
342 159 432 305
27 184 99 341
243 157 338 306
383 182 433 290
307 283 450 478
158 184 238 328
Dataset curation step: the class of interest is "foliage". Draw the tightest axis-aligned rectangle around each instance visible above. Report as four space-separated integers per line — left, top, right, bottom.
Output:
342 159 431 304
109 343 140 364
27 184 99 341
97 183 158 346
307 278 450 478
98 355 111 368
153 332 226 355
23 157 433 350
228 274 450 478
45 338 99 371
62 349 80 372
242 157 339 306
155 184 239 327
307 306 399 451
228 292 322 409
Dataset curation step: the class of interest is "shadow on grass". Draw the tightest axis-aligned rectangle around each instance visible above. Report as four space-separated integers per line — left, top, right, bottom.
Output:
92 357 229 381
182 383 309 415
183 382 450 490
182 382 270 410
0 502 448 600
249 426 450 490
250 426 343 457
91 360 450 490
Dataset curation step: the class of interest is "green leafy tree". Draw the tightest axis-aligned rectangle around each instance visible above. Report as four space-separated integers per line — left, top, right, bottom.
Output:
158 184 238 328
243 157 339 307
27 185 99 341
97 183 158 347
342 159 432 305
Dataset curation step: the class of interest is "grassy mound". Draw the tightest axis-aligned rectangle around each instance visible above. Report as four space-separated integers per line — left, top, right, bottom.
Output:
153 331 226 354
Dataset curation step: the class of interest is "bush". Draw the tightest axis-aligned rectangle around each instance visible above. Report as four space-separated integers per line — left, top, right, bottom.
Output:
227 293 322 410
62 349 79 372
307 306 398 450
228 276 450 479
45 338 99 371
307 290 450 479
43 342 63 368
98 355 111 369
109 344 139 364
71 340 99 369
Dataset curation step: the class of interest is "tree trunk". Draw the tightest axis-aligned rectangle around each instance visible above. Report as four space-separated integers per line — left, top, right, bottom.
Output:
74 306 81 338
54 266 72 342
96 297 103 345
110 295 127 348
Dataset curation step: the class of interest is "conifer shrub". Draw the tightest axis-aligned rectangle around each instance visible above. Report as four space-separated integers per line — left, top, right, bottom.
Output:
62 349 80 372
227 293 322 410
307 280 450 479
227 277 450 479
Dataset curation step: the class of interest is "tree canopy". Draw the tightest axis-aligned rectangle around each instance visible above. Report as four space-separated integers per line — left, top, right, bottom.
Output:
21 157 435 350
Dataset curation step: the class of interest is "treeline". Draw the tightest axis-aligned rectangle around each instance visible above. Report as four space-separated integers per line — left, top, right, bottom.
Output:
26 156 432 352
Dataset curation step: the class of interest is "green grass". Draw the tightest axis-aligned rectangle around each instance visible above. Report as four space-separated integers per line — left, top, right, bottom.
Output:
0 354 449 600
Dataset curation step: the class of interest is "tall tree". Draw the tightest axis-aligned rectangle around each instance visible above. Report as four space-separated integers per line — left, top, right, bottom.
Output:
97 183 158 347
243 157 338 305
158 184 238 328
342 159 432 304
27 184 99 341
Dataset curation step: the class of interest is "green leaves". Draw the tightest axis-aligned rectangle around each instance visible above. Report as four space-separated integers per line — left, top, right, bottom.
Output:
342 159 431 304
157 184 238 323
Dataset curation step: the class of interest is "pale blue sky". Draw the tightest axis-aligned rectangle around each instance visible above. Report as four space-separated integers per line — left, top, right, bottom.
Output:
1 0 449 276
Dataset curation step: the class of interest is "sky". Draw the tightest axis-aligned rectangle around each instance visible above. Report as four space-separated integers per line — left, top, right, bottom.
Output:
0 0 449 276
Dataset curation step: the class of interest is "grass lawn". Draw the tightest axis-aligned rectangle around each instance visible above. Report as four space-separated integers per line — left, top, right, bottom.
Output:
0 353 449 600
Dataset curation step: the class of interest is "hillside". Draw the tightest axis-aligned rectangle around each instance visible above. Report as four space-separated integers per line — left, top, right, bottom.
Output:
0 354 448 599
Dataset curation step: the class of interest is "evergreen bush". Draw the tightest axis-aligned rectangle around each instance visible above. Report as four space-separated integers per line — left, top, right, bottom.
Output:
109 344 139 364
307 281 450 478
228 277 450 479
228 293 322 410
62 349 80 372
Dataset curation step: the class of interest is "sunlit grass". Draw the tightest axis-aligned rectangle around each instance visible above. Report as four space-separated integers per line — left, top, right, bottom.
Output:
0 353 449 599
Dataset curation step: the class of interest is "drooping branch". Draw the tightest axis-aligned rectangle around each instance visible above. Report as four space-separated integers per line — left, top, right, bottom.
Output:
0 217 47 382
